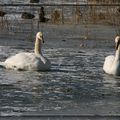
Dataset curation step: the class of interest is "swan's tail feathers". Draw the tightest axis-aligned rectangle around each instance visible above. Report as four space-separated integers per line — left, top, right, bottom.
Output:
0 62 5 68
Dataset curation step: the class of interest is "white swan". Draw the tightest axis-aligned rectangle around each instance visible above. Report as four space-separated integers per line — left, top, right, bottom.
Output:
0 32 51 71
103 36 120 76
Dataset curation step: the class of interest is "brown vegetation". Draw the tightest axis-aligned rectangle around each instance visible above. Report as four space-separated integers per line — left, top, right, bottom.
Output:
88 0 120 3
51 9 61 24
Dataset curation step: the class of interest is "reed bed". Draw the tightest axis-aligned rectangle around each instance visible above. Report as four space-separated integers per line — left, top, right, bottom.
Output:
0 1 120 40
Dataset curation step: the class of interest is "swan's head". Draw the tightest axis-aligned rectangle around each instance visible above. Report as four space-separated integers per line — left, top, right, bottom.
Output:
36 32 44 43
115 36 120 50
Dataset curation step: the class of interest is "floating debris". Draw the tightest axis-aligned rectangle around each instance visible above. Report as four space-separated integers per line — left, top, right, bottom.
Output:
21 12 35 19
30 0 39 3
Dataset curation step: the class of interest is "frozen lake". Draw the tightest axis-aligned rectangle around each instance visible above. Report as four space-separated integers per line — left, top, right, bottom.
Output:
0 24 120 120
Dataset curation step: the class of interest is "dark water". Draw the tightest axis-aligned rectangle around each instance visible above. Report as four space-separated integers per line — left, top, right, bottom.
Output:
0 25 120 119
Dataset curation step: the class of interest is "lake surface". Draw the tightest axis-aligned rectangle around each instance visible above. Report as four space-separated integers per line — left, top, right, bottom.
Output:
0 24 120 120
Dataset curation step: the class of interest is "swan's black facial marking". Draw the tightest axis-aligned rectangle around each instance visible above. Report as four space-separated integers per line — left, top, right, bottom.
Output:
116 37 120 50
38 37 44 43
42 36 44 43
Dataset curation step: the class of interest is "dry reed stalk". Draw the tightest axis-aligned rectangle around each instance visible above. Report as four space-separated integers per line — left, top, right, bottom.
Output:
51 9 61 24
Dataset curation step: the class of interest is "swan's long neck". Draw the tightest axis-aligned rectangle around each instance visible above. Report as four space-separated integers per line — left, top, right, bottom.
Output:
115 46 120 60
34 37 42 55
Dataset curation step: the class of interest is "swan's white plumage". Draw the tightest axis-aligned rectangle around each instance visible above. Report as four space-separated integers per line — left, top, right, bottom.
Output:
4 52 50 71
0 32 51 71
103 36 120 76
103 55 115 74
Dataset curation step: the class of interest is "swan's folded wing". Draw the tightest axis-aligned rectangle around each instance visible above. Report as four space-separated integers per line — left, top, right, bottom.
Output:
4 53 32 70
103 55 115 74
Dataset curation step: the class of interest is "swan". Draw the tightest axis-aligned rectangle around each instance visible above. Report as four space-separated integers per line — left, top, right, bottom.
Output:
0 32 51 71
103 36 120 76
